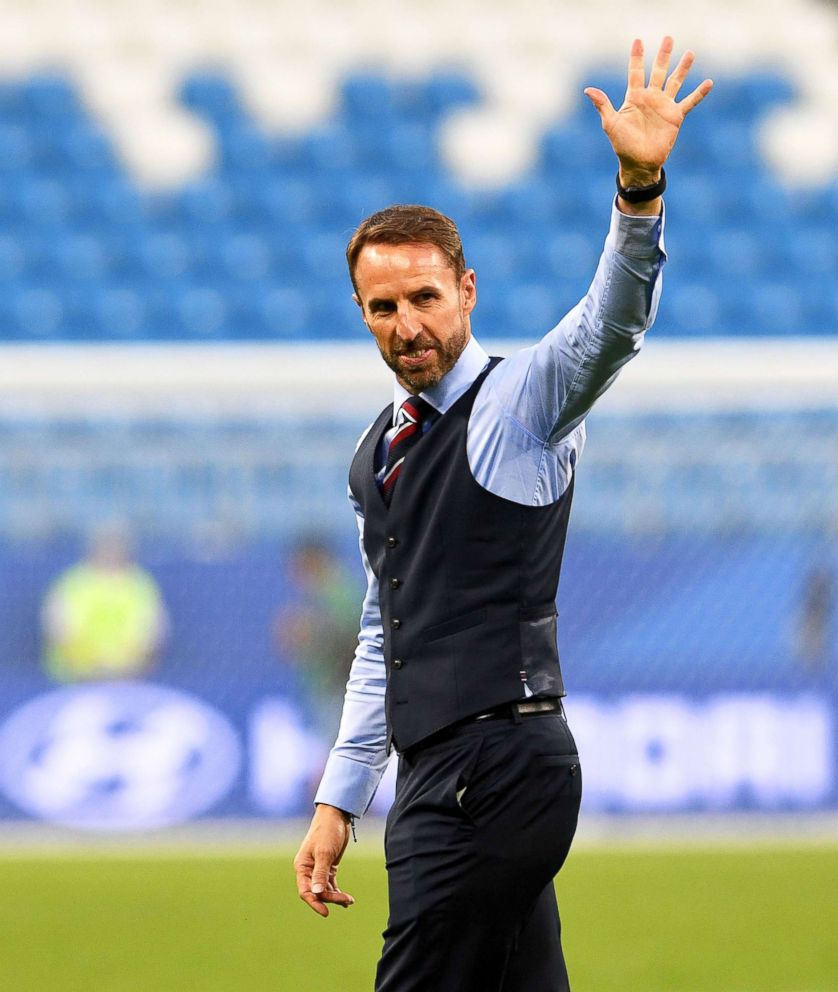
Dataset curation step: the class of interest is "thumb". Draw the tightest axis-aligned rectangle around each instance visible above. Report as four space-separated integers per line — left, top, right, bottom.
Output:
583 87 615 124
311 854 333 895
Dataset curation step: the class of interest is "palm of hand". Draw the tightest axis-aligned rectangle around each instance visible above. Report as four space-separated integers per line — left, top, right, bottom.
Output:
607 89 685 172
584 37 713 180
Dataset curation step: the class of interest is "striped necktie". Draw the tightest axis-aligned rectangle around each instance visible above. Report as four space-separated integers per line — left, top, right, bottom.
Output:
381 396 436 506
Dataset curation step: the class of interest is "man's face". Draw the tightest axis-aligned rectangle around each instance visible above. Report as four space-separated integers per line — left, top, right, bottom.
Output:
353 242 477 393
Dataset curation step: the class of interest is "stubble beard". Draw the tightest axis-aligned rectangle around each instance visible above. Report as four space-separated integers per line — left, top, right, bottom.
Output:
379 317 469 394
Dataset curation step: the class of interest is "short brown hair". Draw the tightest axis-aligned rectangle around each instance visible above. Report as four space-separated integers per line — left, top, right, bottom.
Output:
346 204 466 294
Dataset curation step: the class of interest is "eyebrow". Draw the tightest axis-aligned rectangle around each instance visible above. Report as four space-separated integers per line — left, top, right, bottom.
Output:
366 286 441 309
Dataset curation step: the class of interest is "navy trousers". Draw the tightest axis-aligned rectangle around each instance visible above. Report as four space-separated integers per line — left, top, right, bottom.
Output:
375 709 582 992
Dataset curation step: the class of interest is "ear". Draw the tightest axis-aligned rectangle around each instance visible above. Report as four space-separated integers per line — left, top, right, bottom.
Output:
460 269 477 316
353 293 373 332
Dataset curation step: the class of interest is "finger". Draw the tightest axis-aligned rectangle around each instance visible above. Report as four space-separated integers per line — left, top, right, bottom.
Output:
322 868 355 906
648 35 674 89
310 853 333 896
297 868 355 916
627 37 645 90
678 78 714 115
300 890 331 918
319 888 356 909
295 864 331 918
664 50 696 98
583 87 616 128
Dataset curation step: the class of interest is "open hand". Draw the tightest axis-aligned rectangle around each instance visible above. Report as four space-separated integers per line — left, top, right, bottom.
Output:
584 36 713 186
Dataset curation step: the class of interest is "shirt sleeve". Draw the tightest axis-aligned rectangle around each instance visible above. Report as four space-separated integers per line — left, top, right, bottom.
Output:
313 490 390 818
480 199 666 446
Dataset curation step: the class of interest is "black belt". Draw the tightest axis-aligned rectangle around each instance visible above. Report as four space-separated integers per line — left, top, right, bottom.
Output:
471 697 564 723
405 697 564 756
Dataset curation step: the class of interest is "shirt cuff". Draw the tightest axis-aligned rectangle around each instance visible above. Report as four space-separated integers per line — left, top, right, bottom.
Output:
314 752 387 819
605 196 667 260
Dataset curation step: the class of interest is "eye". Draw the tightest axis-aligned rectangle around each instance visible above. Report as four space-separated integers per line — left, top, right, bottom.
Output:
369 301 395 315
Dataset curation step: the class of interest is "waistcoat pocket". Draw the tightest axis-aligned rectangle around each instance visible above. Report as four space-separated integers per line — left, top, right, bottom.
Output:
422 607 488 643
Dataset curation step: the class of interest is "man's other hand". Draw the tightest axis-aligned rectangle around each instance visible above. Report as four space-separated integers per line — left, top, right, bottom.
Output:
293 803 356 917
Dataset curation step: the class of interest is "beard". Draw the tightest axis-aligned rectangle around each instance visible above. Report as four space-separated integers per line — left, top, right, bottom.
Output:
378 319 469 393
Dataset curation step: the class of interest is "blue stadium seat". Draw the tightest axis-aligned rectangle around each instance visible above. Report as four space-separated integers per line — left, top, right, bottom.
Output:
420 72 482 115
707 228 764 280
736 73 796 114
48 232 111 282
659 277 723 336
326 180 391 229
179 73 243 125
216 233 273 282
256 285 312 340
353 120 438 175
467 232 520 284
0 234 25 283
298 125 359 174
500 282 561 338
541 230 600 283
57 122 117 175
133 231 196 280
492 181 562 228
805 286 838 335
6 285 67 339
219 123 273 174
341 75 400 122
784 227 837 277
16 177 72 225
19 74 86 121
541 119 614 173
172 285 231 338
0 122 34 172
703 120 759 171
749 280 808 335
175 179 236 226
299 231 348 279
90 286 150 340
249 177 321 227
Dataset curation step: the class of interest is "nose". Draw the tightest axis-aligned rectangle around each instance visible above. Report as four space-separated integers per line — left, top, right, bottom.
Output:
395 306 421 341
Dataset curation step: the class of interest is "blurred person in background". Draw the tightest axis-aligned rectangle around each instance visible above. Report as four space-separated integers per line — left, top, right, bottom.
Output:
795 564 835 675
294 36 713 992
272 538 359 739
41 523 168 682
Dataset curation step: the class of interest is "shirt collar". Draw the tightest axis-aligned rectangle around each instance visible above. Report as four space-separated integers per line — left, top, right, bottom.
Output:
392 336 491 417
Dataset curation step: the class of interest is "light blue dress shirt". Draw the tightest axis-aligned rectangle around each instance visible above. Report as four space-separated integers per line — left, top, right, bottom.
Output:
314 200 666 817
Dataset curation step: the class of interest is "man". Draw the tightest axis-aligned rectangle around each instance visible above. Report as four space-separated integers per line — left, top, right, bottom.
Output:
41 523 168 683
294 37 712 991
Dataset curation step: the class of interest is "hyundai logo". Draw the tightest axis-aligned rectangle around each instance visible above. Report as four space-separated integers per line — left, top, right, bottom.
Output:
0 683 242 830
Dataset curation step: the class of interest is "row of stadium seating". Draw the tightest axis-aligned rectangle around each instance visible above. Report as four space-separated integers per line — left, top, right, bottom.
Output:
0 409 834 541
1 280 835 340
0 70 835 340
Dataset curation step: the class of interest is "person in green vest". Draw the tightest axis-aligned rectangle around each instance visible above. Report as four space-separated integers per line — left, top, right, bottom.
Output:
41 525 169 682
272 538 360 739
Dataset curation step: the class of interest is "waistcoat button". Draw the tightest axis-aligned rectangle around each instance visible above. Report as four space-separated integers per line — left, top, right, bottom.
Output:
387 536 398 548
391 618 401 629
390 578 401 589
392 658 403 669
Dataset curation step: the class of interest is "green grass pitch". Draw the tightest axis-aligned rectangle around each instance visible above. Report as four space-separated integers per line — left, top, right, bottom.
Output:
0 840 835 991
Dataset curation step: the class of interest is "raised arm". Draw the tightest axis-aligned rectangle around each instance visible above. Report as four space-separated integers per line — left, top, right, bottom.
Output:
468 38 712 501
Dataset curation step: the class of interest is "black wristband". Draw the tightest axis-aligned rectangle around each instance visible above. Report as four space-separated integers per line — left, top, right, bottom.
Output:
616 168 666 203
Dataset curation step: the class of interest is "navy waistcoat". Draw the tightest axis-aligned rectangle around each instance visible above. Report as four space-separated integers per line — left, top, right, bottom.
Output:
349 358 574 752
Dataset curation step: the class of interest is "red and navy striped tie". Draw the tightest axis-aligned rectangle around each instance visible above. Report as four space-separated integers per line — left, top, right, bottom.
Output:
381 396 435 506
